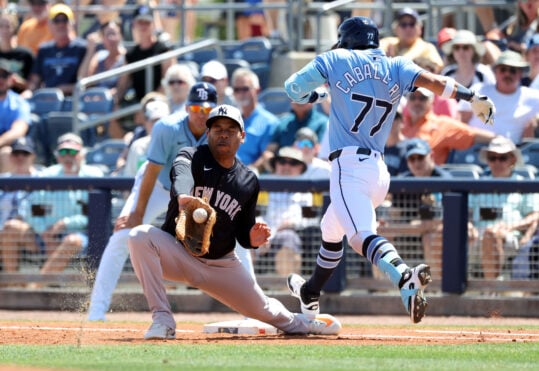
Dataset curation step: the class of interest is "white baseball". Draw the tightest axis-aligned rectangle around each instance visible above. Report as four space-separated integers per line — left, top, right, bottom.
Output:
193 208 208 223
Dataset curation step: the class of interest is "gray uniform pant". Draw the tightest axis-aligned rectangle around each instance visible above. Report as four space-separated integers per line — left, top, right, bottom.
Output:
128 224 313 334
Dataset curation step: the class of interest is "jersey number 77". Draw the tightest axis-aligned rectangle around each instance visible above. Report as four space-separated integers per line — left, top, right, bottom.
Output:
350 93 392 136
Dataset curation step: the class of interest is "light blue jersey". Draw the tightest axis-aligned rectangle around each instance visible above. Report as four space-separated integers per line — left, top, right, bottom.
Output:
285 48 423 153
146 112 207 189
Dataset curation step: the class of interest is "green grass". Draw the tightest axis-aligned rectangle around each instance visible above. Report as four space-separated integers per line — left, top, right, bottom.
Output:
2 343 539 370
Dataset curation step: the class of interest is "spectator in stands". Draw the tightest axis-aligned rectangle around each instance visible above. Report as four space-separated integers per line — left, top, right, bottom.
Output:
200 60 236 106
469 136 539 280
262 99 328 173
526 34 539 88
81 0 127 39
28 3 87 96
378 138 452 280
485 0 539 54
441 30 496 89
0 60 32 173
234 0 270 40
402 87 495 165
231 67 279 171
78 19 126 97
384 111 408 177
379 7 444 72
16 0 53 56
460 50 539 145
161 63 196 114
158 0 198 44
0 133 103 278
123 99 170 177
0 8 34 96
293 127 330 179
0 137 40 232
256 146 312 276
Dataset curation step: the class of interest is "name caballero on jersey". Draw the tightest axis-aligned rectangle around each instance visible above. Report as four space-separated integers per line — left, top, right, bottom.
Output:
193 186 242 221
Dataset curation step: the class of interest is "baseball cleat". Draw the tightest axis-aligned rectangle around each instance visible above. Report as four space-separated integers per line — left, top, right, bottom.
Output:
399 264 432 324
144 323 176 340
287 273 320 318
303 314 341 335
399 264 432 323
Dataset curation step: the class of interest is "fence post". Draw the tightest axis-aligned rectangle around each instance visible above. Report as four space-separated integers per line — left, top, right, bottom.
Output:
86 189 112 276
441 192 468 294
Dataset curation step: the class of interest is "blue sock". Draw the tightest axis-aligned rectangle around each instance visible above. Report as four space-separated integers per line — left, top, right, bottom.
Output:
362 235 408 287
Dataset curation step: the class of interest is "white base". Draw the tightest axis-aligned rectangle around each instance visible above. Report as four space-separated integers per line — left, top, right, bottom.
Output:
203 318 281 335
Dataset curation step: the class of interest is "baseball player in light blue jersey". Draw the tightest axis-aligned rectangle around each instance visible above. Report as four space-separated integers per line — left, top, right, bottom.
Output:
284 17 495 323
88 83 222 321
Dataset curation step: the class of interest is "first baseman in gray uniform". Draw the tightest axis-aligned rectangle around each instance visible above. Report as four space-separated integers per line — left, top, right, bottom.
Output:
128 104 342 339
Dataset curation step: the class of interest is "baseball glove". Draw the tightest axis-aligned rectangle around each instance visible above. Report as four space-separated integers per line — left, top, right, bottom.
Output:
470 93 495 125
175 197 217 257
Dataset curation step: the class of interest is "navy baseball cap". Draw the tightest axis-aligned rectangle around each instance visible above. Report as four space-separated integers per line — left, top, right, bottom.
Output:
187 82 218 108
397 8 420 21
11 137 36 154
405 138 431 157
133 5 153 21
206 104 244 131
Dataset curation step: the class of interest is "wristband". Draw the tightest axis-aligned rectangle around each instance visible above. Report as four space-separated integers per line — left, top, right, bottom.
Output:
441 78 455 98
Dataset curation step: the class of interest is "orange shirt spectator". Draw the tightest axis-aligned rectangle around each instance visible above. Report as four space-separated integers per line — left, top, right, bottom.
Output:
17 0 54 56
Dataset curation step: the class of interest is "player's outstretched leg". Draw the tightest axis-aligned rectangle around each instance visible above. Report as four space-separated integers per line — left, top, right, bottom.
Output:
398 264 432 323
287 273 320 318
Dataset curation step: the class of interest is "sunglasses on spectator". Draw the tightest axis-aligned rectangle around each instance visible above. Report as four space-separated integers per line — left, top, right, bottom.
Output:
202 77 219 84
407 154 426 162
398 21 416 29
188 105 212 114
453 44 472 51
11 151 31 157
52 17 69 24
276 158 303 167
58 148 79 156
487 154 510 162
296 139 314 149
168 79 186 86
497 66 519 75
233 86 251 94
0 70 10 79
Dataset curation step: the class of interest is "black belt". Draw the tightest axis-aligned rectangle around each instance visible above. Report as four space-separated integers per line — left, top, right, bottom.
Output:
329 147 372 162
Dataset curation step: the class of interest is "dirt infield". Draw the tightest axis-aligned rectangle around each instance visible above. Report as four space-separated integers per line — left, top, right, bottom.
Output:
1 311 539 346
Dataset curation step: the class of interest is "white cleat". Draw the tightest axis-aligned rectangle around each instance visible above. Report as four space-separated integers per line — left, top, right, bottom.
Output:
301 313 341 335
287 273 320 318
143 323 176 340
399 264 432 324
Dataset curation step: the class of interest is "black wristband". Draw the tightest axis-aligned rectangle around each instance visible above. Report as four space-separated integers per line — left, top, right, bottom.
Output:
455 84 474 102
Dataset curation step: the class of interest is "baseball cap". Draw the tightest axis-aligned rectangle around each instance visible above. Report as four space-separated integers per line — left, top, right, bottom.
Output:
0 59 12 74
295 127 318 145
270 146 307 173
206 104 245 131
29 0 49 5
145 100 170 121
200 60 228 81
187 82 218 108
57 133 83 151
493 50 530 70
133 5 153 22
49 3 74 22
11 137 36 154
479 136 523 165
405 138 431 158
397 7 419 21
437 27 456 48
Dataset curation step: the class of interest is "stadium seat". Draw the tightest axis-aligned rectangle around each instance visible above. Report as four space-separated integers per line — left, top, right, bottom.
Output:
258 87 291 117
85 139 127 174
520 140 539 168
223 58 251 79
231 37 273 89
28 88 64 118
178 43 223 66
440 163 484 179
447 143 486 166
514 164 538 179
44 112 88 164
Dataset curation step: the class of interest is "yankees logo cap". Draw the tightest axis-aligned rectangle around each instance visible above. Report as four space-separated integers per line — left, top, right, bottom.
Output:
187 82 218 108
206 104 245 131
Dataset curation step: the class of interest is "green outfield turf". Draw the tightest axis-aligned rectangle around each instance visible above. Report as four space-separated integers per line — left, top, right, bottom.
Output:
2 343 539 370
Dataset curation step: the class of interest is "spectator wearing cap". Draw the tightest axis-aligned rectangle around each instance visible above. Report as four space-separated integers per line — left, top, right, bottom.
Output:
16 0 54 56
379 8 444 72
293 127 330 179
231 67 279 171
0 133 103 279
161 63 196 114
262 99 328 173
377 138 451 280
257 146 312 276
403 87 495 165
28 3 87 96
459 50 539 144
468 136 539 280
115 5 173 113
87 82 216 321
0 8 34 96
200 60 236 106
441 30 495 89
526 34 539 88
384 111 408 177
0 60 32 173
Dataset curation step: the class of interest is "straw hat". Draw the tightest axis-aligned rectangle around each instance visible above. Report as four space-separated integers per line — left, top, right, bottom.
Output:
441 30 485 57
479 136 523 166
